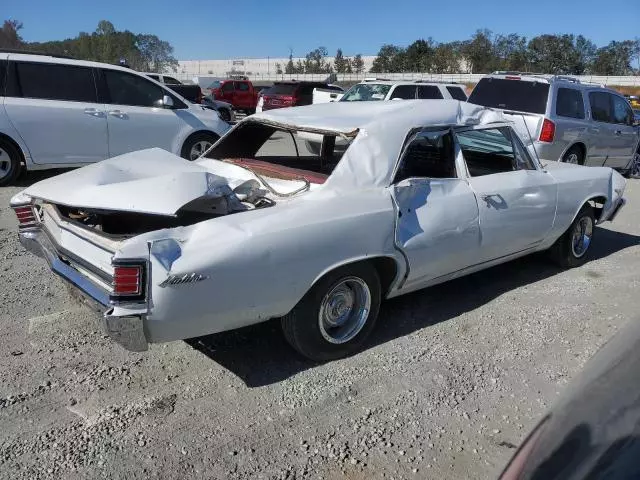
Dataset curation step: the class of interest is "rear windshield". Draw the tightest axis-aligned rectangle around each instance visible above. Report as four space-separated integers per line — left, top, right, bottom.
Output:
468 78 550 114
340 83 392 102
269 83 299 95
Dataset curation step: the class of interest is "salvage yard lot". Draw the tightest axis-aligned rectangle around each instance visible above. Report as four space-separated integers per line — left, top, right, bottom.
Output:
1 176 639 480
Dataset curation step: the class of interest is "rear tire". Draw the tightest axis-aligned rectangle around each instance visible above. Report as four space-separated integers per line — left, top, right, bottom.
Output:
549 204 595 268
218 108 232 122
0 138 22 187
281 263 381 362
180 132 220 161
561 145 584 166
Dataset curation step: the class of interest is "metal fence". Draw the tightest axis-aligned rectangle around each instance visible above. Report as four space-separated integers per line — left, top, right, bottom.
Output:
176 72 640 87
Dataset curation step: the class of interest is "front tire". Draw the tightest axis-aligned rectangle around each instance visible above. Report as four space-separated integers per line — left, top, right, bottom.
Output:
0 138 22 187
281 263 381 361
549 204 595 268
180 132 220 161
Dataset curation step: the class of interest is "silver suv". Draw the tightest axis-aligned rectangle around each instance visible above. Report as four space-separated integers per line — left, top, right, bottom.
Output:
340 78 468 102
468 72 640 176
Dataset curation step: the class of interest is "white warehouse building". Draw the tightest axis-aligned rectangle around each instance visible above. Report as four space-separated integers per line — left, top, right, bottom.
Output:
176 56 377 80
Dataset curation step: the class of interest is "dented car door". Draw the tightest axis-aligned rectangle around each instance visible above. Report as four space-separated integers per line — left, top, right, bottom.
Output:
390 129 481 290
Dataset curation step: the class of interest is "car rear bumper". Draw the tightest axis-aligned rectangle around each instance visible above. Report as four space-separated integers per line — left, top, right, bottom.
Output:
18 227 149 352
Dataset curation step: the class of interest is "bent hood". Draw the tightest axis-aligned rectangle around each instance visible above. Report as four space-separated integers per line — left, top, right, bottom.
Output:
22 148 248 216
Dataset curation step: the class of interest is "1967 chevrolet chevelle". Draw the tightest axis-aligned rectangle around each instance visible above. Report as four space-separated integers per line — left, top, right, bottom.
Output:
11 100 627 361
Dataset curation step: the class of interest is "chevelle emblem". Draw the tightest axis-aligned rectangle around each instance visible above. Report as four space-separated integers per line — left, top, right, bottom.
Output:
159 273 209 288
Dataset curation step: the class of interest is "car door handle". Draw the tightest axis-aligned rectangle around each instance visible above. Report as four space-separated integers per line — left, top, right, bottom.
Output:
481 193 499 200
108 110 127 118
83 108 104 117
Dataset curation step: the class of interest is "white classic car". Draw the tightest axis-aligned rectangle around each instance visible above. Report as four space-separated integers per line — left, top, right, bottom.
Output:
11 100 627 361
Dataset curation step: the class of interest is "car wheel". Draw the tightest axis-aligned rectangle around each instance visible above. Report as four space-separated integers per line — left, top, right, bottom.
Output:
624 153 640 179
549 204 595 268
281 263 381 361
561 146 584 165
0 138 22 187
180 132 220 161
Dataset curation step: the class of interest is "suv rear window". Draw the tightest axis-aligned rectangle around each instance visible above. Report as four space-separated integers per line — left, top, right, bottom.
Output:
446 86 468 101
556 88 585 119
16 62 97 103
390 85 417 100
270 83 299 95
468 78 550 114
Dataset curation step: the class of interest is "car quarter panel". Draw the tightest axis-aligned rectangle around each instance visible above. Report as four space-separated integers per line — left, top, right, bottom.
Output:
115 189 403 343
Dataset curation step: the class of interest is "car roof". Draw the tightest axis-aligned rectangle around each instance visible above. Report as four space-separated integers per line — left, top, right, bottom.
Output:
4 51 145 75
356 80 462 87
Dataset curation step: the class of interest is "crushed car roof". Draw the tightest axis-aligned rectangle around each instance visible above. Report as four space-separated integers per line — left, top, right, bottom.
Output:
251 100 506 188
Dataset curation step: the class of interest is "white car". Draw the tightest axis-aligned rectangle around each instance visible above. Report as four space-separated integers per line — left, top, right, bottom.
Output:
0 52 231 185
12 100 626 361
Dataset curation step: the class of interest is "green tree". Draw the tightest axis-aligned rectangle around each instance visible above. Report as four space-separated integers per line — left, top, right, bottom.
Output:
334 48 347 73
405 38 434 72
527 34 582 74
461 29 495 73
370 44 405 73
432 42 463 73
352 54 364 74
303 46 331 73
592 40 636 75
574 35 597 74
285 50 295 74
136 34 178 72
275 63 283 74
0 20 23 48
493 34 529 72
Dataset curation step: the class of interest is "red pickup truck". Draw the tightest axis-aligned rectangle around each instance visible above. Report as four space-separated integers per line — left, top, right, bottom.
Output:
207 79 258 114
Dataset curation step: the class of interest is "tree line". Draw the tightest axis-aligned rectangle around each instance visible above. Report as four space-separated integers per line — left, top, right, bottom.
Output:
370 30 640 75
274 47 366 75
0 19 178 73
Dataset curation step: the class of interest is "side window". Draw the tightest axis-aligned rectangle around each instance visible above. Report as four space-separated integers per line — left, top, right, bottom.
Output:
417 85 443 99
147 74 160 81
328 85 343 92
447 86 468 101
394 129 456 182
611 95 633 125
510 131 536 170
589 92 612 123
556 88 585 119
104 70 164 107
236 82 250 91
15 62 97 102
0 60 6 96
163 76 181 84
221 82 234 93
456 128 517 177
390 85 416 100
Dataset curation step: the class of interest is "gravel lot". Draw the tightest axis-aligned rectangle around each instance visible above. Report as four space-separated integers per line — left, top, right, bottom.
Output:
0 173 639 480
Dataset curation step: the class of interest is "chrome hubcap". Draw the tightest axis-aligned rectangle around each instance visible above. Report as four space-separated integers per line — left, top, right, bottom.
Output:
189 140 213 160
565 153 579 164
571 216 593 258
318 277 371 344
0 147 10 180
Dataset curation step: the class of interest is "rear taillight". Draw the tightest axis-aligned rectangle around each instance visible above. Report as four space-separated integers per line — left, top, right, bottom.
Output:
281 95 295 105
112 264 145 299
13 205 37 228
505 75 521 80
539 119 556 143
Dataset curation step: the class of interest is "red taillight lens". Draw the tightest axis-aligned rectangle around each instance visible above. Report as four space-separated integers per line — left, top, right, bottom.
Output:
505 75 521 80
281 95 295 105
113 265 143 296
539 119 555 143
13 205 37 227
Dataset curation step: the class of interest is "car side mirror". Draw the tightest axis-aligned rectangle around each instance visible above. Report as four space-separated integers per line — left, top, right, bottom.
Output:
162 95 174 108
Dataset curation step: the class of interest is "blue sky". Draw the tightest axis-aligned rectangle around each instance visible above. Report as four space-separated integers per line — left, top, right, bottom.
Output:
4 0 639 59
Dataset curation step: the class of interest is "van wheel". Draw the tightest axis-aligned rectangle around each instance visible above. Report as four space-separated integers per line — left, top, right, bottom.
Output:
181 132 220 161
549 204 595 268
281 263 381 362
562 146 584 165
0 139 22 187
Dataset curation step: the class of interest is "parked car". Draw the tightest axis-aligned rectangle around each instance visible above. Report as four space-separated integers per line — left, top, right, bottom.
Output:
310 84 345 104
303 79 469 154
468 72 640 177
207 79 258 114
0 51 231 185
11 100 626 360
334 79 468 103
258 81 338 111
142 73 204 103
499 315 640 480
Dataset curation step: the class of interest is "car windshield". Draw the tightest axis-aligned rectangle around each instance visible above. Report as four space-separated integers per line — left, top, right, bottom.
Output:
340 83 392 102
468 78 550 114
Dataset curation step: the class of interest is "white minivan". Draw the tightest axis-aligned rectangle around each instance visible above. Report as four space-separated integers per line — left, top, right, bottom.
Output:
0 52 231 185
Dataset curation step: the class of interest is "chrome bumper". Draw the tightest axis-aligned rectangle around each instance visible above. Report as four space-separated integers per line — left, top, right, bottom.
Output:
19 228 149 352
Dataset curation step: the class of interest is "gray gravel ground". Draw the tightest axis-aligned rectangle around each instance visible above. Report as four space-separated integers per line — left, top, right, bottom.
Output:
0 172 639 480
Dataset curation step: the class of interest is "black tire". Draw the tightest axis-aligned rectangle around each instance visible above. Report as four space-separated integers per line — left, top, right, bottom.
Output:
281 263 381 362
0 138 22 187
218 108 232 122
549 204 595 268
180 132 220 161
561 145 584 165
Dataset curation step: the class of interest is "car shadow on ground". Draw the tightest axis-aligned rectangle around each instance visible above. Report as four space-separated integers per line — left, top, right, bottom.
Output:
191 228 639 388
